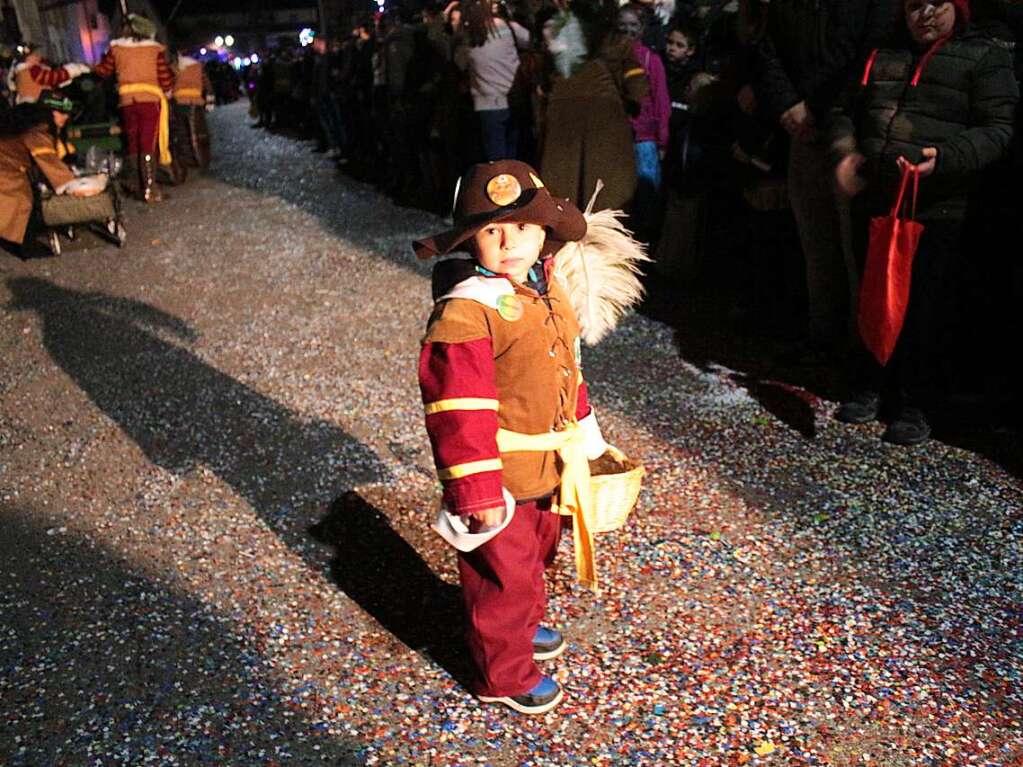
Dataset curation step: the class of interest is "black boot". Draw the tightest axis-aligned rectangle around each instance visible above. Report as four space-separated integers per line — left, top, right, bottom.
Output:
835 391 881 424
882 407 931 446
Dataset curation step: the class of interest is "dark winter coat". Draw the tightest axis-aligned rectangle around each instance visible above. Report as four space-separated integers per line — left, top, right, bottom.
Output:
830 29 1018 221
755 0 901 123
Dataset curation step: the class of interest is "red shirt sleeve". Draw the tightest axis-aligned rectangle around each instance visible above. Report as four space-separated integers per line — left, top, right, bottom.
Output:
419 338 505 516
157 50 175 91
93 49 116 78
30 64 70 88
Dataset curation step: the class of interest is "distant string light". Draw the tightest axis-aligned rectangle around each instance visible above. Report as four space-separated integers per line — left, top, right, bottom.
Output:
199 47 207 55
299 28 315 46
224 35 234 46
214 35 224 46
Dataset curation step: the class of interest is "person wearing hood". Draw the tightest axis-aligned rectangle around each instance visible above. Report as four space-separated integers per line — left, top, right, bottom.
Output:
92 14 175 203
830 0 1018 444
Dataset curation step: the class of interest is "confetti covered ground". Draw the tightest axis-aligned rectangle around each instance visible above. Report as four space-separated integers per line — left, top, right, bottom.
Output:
1 103 1021 767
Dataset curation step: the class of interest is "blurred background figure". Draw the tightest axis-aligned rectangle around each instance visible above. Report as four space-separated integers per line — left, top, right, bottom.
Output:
172 50 213 170
830 0 1018 445
454 0 531 161
93 13 175 203
617 3 670 242
8 43 89 105
539 0 650 211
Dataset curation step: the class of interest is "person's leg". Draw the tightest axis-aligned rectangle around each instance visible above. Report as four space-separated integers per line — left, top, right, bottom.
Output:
631 140 660 242
318 95 345 155
883 219 962 443
193 106 211 169
457 500 546 698
479 108 511 162
528 497 561 630
136 101 160 155
329 95 349 159
119 104 142 198
787 139 851 348
504 110 520 162
836 200 884 423
137 102 162 202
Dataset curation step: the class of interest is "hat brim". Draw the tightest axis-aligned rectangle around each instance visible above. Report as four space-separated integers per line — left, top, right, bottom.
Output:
414 189 586 260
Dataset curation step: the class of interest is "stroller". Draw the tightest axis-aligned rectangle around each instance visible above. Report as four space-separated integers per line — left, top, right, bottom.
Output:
37 175 126 256
39 74 127 255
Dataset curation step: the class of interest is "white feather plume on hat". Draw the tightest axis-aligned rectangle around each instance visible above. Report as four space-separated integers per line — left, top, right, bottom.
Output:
552 181 650 346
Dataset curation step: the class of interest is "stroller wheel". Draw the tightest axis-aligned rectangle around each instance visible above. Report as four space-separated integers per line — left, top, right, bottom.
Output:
48 230 62 257
65 226 75 241
104 219 127 247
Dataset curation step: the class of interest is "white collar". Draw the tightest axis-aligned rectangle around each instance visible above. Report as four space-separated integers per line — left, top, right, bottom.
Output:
438 274 514 310
110 37 163 48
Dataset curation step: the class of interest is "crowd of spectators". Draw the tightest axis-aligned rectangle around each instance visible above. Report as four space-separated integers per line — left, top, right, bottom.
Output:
245 0 1023 445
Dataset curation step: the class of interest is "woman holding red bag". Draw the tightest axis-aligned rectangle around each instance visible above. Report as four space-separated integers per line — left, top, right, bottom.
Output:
830 0 1017 445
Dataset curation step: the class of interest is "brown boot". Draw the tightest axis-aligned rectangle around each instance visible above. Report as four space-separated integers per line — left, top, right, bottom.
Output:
141 154 162 203
120 155 138 197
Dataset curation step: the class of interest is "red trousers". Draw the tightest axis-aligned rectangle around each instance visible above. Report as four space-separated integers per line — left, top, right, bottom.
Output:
458 497 561 697
121 101 160 156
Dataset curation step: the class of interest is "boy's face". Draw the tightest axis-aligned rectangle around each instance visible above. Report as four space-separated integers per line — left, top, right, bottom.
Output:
473 221 546 284
665 30 693 63
617 10 643 41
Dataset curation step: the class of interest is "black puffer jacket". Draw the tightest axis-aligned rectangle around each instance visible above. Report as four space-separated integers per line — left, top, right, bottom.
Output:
755 0 901 123
831 29 1019 221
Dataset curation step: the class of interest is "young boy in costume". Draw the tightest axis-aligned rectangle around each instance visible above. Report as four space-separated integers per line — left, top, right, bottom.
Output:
414 160 623 715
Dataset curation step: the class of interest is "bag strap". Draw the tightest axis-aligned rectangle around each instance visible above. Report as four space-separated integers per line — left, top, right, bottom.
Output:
892 163 921 220
891 162 913 218
910 165 920 220
860 48 879 86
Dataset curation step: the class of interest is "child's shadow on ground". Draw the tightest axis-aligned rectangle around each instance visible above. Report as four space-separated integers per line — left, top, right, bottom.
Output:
310 491 473 690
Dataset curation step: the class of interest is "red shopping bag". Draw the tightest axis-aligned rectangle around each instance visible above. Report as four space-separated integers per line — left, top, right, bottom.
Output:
858 164 923 366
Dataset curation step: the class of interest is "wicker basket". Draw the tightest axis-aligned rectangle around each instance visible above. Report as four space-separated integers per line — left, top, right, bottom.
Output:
586 446 645 533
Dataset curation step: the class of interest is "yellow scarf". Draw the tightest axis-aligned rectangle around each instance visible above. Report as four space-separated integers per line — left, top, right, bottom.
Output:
118 82 172 165
496 422 599 593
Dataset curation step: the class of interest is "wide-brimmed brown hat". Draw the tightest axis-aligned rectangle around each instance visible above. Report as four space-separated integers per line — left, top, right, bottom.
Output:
413 160 587 260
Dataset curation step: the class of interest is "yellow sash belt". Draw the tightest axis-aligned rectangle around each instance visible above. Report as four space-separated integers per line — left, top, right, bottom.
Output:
118 82 172 165
496 422 599 593
175 87 202 99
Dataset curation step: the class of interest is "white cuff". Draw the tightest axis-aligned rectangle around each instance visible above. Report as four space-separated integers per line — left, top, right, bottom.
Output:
579 409 610 461
432 488 516 552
